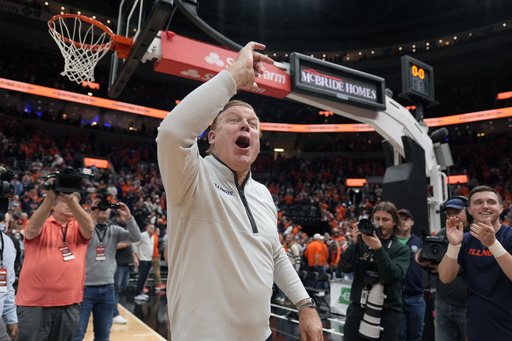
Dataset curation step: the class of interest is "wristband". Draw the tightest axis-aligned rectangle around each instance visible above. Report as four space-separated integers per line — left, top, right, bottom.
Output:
446 243 461 259
488 240 507 258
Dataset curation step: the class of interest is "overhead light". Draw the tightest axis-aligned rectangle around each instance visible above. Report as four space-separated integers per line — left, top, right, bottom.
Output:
274 148 284 153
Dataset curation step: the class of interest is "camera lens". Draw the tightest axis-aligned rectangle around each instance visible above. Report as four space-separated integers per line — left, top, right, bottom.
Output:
359 218 374 235
428 244 441 255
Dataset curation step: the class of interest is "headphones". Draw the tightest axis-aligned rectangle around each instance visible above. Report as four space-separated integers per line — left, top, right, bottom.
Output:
443 195 468 207
443 196 473 225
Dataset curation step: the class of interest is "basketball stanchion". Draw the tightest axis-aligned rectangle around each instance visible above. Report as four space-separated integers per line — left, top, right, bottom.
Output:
48 14 133 85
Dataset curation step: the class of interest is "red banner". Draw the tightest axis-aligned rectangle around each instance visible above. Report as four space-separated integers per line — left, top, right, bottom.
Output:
154 32 291 98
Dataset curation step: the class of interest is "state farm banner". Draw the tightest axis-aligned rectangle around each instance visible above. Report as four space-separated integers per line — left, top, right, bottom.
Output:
330 279 352 315
155 32 291 99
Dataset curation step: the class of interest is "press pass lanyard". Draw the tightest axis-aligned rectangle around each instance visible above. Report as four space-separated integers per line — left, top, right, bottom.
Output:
0 231 4 267
59 223 75 261
360 238 393 307
95 225 107 261
0 232 6 292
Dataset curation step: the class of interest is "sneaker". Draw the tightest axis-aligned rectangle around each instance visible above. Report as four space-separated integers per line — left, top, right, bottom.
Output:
134 294 149 301
155 284 166 291
113 315 128 324
143 287 149 294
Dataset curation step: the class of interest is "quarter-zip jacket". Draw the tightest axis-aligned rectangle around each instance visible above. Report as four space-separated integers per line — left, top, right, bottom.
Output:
213 153 259 233
157 70 308 341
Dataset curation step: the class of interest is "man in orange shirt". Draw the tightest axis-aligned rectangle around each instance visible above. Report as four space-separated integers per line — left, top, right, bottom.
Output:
304 233 329 286
145 227 165 292
16 189 94 341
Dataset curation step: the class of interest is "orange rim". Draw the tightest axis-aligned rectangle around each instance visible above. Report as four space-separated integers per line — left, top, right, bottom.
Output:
48 14 132 59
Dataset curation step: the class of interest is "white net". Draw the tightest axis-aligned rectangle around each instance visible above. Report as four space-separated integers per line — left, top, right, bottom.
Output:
48 15 113 85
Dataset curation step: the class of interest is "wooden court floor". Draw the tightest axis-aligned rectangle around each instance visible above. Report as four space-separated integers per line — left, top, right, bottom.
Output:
83 304 167 341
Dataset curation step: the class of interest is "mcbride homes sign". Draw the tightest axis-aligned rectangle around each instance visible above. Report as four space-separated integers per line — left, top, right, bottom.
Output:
289 53 386 110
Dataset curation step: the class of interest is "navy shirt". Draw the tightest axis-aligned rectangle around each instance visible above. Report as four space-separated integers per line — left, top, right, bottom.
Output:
399 234 425 296
459 224 512 340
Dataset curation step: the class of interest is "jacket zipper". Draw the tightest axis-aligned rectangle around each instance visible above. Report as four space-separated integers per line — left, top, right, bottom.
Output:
239 187 258 234
236 174 259 234
213 154 259 234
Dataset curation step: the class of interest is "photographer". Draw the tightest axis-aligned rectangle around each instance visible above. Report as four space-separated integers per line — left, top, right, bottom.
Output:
415 197 470 341
73 193 141 341
0 214 18 341
338 201 410 341
16 185 94 341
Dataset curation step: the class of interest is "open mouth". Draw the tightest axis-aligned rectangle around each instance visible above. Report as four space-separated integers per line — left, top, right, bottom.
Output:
236 136 250 149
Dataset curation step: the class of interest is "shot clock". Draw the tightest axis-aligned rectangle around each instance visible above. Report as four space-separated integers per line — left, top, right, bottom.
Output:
400 55 437 106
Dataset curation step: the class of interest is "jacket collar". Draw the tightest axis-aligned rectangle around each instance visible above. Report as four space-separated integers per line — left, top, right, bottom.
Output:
208 153 252 189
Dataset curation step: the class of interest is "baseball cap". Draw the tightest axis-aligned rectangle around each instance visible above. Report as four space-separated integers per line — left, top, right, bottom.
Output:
398 209 413 219
443 197 467 210
313 233 324 240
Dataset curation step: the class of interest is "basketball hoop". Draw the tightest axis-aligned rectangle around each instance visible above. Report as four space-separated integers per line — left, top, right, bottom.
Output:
48 14 132 85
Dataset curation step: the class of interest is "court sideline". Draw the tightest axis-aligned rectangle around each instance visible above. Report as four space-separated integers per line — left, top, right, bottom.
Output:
83 304 167 341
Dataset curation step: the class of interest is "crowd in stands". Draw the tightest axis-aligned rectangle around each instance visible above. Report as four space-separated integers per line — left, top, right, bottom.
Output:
2 29 512 285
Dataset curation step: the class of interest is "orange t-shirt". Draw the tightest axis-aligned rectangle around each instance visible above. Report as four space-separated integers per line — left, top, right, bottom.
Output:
304 240 329 266
16 216 91 307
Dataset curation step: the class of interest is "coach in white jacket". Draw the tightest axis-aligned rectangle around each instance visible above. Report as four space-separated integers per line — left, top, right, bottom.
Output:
156 42 322 340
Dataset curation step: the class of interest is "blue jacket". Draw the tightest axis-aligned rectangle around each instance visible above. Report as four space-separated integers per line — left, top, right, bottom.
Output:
402 233 425 296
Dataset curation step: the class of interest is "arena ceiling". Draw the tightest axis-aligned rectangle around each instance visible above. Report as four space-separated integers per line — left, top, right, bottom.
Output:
54 0 512 52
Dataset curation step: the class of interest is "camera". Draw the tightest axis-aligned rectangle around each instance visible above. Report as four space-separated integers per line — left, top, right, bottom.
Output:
420 235 449 264
0 166 16 199
359 282 386 340
93 188 120 211
0 166 18 217
41 167 91 194
358 218 382 238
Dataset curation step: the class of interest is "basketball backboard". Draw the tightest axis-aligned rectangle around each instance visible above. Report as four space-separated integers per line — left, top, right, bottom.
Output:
108 0 173 99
